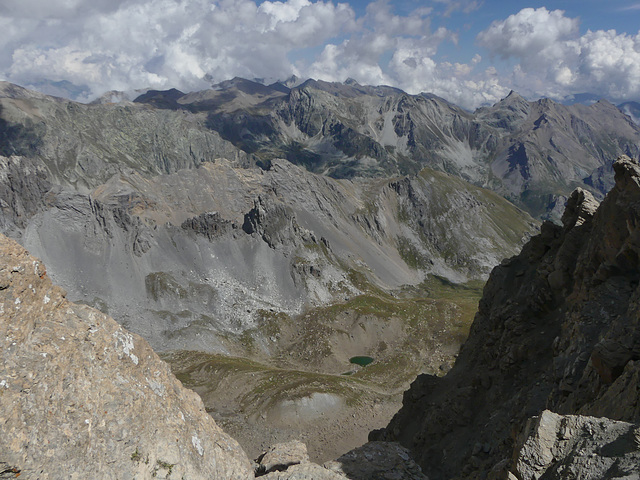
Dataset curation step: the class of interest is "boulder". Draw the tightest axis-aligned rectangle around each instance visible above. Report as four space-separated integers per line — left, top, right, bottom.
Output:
324 441 428 480
260 463 347 480
256 440 310 475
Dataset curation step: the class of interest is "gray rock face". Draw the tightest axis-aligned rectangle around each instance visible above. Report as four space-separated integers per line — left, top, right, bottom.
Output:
513 410 640 480
0 234 253 479
0 156 50 235
380 155 640 479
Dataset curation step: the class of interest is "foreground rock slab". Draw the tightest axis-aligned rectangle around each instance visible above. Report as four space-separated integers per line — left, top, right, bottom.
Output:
512 410 640 480
0 234 253 479
256 440 310 475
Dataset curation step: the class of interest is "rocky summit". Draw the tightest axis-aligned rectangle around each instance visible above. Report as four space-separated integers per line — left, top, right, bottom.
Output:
379 155 640 479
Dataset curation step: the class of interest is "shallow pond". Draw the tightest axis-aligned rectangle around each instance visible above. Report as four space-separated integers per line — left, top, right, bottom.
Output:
349 356 374 367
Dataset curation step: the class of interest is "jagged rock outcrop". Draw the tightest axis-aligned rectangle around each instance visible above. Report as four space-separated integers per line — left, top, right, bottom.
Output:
0 234 253 479
181 211 236 240
379 155 640 479
512 410 640 480
242 196 317 250
0 156 51 234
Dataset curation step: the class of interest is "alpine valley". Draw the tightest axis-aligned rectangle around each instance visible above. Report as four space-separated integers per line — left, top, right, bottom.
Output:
1 78 640 479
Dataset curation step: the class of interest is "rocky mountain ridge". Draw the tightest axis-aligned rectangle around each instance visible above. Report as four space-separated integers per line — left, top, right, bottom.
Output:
7 76 639 219
378 155 640 479
134 78 640 219
0 81 538 354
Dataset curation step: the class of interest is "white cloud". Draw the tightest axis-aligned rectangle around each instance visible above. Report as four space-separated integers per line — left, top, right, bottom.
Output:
5 2 638 111
2 0 359 100
0 0 511 109
303 1 498 108
477 7 640 101
477 8 578 62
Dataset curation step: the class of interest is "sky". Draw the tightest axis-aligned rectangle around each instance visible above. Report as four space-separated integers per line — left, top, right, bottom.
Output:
0 0 639 109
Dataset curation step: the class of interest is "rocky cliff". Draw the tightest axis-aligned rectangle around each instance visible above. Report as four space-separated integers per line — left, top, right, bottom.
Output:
379 155 640 479
0 234 252 479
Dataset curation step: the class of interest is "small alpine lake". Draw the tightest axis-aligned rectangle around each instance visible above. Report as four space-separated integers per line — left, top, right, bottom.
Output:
349 356 375 367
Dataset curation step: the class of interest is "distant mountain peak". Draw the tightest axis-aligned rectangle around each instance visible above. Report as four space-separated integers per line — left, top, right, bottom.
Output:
501 90 527 104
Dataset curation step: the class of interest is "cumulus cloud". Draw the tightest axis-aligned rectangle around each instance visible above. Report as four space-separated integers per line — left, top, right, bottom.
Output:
5 1 637 110
0 0 515 108
0 0 503 108
1 0 359 100
477 8 578 61
303 0 498 108
477 7 640 101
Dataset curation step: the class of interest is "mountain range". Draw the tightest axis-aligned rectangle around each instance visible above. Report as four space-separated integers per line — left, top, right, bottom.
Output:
1 78 640 472
131 77 640 219
0 79 542 352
